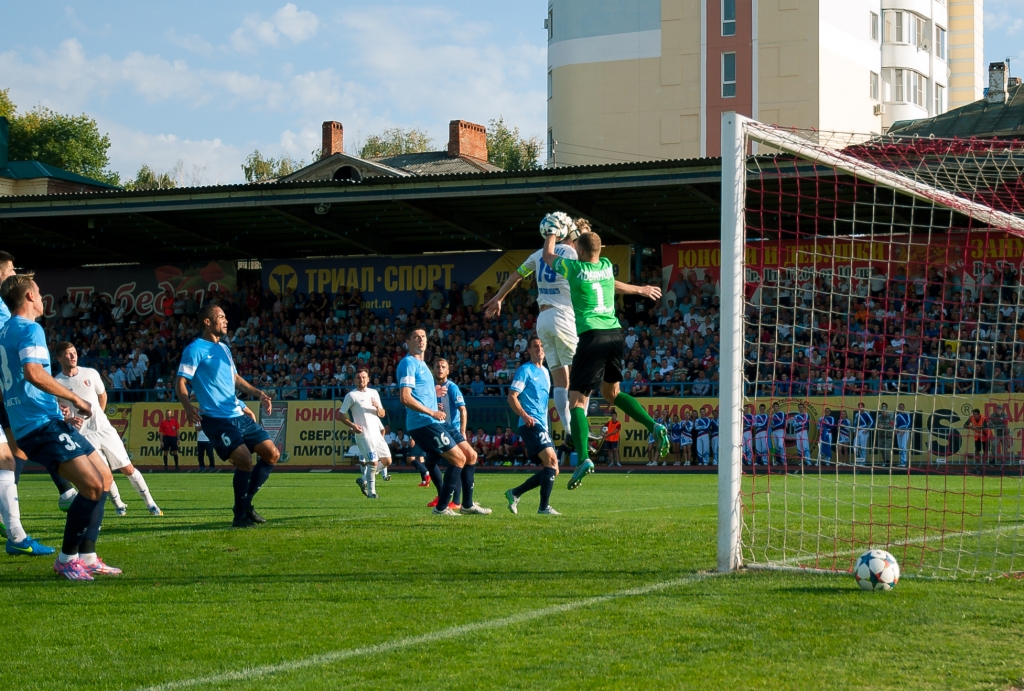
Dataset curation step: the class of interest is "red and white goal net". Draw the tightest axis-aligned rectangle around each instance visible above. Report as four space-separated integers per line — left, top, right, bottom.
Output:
719 116 1024 579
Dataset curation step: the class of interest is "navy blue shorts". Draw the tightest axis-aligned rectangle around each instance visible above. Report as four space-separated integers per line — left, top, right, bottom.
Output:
605 440 619 450
446 427 466 445
0 403 9 430
519 425 554 460
201 415 271 460
17 419 96 464
408 424 458 462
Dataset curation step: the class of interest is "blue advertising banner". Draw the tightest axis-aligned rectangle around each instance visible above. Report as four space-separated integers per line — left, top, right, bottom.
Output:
262 247 631 313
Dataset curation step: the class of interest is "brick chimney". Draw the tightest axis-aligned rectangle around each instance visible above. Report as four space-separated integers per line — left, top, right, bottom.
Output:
987 62 1009 104
447 120 488 162
321 121 344 158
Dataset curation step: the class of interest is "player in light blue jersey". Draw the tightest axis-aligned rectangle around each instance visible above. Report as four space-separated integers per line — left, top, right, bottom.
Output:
397 328 469 517
1 274 118 579
434 358 489 515
0 251 78 526
176 305 278 528
505 338 561 515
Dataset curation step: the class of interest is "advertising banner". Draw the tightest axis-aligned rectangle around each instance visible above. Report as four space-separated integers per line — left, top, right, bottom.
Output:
126 402 258 463
263 246 630 314
662 232 1024 301
36 261 237 320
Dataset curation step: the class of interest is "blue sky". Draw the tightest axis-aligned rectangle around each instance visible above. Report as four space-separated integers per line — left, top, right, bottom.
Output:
0 1 1021 185
0 1 547 184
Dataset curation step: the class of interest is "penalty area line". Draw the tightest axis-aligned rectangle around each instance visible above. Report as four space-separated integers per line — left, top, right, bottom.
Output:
136 571 718 690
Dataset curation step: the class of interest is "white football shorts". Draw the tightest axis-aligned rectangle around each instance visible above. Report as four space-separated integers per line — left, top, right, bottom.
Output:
537 307 578 370
356 430 391 463
87 427 132 470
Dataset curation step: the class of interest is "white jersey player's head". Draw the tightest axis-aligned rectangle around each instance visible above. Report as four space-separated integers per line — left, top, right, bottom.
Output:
355 369 369 391
199 305 229 339
566 218 591 248
405 328 427 358
55 341 78 374
528 337 544 366
1 273 44 320
0 250 15 283
434 358 450 384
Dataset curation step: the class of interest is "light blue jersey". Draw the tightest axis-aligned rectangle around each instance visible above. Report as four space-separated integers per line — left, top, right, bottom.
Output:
177 338 245 419
397 355 437 431
0 316 62 437
0 299 10 329
510 362 551 430
436 380 465 432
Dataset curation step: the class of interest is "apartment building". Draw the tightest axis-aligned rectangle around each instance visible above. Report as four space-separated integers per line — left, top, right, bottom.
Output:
546 0 984 162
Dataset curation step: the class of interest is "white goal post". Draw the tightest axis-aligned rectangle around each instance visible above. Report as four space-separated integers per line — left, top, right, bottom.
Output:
717 112 1024 576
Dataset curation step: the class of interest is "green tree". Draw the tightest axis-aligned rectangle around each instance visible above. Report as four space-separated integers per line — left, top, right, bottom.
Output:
359 127 433 158
487 117 542 171
242 149 304 182
124 164 177 191
0 88 120 185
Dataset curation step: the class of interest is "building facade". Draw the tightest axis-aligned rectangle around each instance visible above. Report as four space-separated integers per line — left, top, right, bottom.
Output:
546 0 984 162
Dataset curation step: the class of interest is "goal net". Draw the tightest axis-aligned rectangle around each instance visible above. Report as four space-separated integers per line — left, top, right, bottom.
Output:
718 114 1024 579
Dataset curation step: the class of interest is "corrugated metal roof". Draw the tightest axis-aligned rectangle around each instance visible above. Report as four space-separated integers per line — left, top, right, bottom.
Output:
368 151 503 175
889 85 1024 139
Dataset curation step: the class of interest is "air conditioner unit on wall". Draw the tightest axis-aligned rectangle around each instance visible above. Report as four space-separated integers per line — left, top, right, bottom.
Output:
874 104 886 115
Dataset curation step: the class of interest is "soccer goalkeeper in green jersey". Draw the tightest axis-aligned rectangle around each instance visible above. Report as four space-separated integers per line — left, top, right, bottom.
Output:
542 225 669 490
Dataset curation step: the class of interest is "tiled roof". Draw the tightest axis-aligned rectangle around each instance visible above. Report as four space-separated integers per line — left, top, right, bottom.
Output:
0 160 119 188
888 85 1024 139
368 151 502 175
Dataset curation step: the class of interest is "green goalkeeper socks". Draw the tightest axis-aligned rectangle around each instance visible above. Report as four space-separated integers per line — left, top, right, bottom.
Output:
570 407 591 461
614 393 656 432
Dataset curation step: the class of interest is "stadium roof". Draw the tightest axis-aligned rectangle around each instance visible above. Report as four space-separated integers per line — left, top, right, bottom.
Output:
0 157 724 268
0 160 120 188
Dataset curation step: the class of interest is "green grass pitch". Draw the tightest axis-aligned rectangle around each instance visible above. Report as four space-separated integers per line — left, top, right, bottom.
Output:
1 471 1023 690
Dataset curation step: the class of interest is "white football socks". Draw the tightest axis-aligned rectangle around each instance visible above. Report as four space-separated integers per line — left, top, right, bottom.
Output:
58 552 78 564
126 469 155 506
380 464 389 479
554 387 572 438
80 552 97 565
0 469 27 543
364 463 376 495
108 479 126 508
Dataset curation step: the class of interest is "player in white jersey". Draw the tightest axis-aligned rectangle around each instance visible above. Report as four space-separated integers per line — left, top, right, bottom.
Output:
54 342 162 516
483 216 582 447
338 370 390 500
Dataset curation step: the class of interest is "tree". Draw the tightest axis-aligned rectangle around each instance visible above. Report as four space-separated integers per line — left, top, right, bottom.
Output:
486 117 542 171
242 150 304 182
0 88 120 185
359 127 433 158
124 164 177 191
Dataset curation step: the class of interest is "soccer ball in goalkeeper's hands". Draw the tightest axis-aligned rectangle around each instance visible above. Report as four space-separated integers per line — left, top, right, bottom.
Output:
854 549 900 591
539 211 576 241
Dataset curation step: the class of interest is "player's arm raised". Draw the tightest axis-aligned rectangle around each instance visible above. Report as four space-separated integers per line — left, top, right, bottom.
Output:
483 272 524 318
615 280 662 302
23 363 93 419
174 375 201 425
399 387 445 422
507 388 535 427
234 373 273 415
541 233 559 269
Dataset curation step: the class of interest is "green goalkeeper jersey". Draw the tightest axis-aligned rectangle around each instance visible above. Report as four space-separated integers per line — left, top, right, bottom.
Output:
552 256 620 334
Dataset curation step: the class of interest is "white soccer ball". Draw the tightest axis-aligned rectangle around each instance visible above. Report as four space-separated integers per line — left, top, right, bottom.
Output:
854 549 900 591
602 426 609 434
539 211 575 241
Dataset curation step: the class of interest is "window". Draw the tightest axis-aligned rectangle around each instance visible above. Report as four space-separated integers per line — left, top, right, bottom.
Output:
870 71 880 101
547 129 554 162
935 83 945 113
723 0 736 36
547 6 553 40
936 26 947 60
911 71 925 107
914 14 925 48
895 11 904 43
547 69 552 100
893 69 905 102
884 11 893 42
871 12 879 41
722 52 737 98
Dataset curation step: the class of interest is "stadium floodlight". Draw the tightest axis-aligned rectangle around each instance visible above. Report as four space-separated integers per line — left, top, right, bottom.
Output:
719 112 1024 579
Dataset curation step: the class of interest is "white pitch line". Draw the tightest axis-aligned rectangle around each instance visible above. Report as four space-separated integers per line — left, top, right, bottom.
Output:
135 571 717 691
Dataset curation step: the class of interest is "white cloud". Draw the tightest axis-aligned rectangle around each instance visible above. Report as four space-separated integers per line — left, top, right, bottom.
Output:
102 120 244 185
166 28 216 57
230 3 320 53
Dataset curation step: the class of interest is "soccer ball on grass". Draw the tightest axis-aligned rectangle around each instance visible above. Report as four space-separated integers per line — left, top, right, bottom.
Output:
539 211 576 241
854 549 900 591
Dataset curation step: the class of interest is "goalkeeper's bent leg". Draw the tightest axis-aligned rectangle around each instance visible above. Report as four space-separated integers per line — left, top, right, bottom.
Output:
570 408 590 462
613 393 656 432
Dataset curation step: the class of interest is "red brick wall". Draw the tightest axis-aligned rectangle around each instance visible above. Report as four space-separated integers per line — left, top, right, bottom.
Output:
447 120 488 162
322 121 344 157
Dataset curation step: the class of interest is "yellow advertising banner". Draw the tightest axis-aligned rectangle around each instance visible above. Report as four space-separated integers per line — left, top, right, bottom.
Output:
284 401 360 466
126 402 258 463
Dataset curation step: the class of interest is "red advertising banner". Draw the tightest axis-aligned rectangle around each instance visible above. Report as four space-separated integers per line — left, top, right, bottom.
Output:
663 232 1024 300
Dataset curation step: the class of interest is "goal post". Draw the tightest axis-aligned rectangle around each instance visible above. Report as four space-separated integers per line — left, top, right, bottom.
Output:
718 111 1024 579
